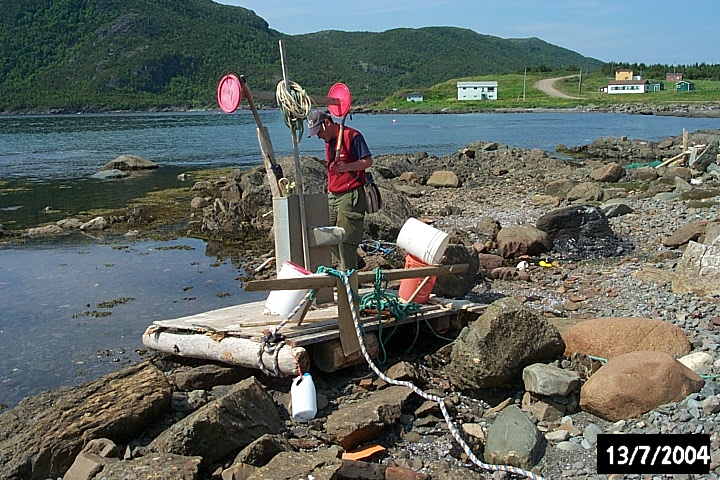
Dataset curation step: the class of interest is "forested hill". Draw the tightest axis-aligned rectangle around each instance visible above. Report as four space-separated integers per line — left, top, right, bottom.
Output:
0 0 603 112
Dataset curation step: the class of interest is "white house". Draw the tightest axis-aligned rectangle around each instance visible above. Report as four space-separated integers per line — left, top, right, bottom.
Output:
406 93 423 102
457 81 498 100
607 79 649 94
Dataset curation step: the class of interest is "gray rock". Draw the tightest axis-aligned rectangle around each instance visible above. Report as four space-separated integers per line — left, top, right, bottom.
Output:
64 438 201 480
583 423 603 444
190 196 210 209
168 364 250 392
674 176 693 193
628 166 658 181
0 362 170 480
544 178 577 198
149 376 282 467
522 363 580 397
536 205 613 242
57 218 83 229
448 298 565 389
496 224 552 259
545 430 570 442
325 386 413 450
26 224 64 236
599 199 635 218
232 433 292 467
673 237 720 296
590 162 625 183
245 446 344 480
432 244 480 298
427 170 460 188
654 191 681 201
702 395 720 415
99 154 158 171
566 182 604 203
91 169 130 179
79 217 108 231
484 405 541 470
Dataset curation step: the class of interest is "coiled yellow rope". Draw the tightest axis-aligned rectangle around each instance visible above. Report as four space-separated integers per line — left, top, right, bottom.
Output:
276 80 313 143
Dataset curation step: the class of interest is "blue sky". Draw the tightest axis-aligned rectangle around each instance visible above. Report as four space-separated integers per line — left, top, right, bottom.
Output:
215 0 718 66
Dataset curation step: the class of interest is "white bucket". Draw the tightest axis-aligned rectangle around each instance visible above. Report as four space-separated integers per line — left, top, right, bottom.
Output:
290 373 317 422
396 218 450 264
264 261 312 323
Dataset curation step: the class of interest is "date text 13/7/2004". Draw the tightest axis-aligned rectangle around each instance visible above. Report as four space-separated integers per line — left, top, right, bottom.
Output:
597 434 711 475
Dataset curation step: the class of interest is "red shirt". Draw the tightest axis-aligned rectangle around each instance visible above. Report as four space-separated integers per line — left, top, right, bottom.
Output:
324 126 369 194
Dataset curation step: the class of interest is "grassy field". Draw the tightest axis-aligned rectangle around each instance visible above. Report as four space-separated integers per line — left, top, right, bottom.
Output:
378 71 720 111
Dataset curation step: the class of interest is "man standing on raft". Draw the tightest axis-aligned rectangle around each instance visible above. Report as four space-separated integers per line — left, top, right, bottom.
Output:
307 109 373 271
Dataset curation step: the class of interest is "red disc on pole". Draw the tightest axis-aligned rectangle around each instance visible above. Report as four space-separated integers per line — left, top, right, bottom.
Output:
217 74 242 113
328 83 352 117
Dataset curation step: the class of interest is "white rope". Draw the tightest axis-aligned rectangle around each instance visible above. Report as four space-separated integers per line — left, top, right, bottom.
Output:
276 80 313 143
334 270 548 480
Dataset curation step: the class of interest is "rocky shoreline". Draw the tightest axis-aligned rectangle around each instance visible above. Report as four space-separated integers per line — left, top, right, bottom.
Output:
2 130 720 480
5 100 720 119
361 102 720 119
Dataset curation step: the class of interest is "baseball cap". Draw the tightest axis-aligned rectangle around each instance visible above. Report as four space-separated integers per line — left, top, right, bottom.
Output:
307 109 330 137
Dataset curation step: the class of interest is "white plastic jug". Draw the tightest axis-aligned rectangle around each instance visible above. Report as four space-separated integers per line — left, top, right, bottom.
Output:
290 373 317 422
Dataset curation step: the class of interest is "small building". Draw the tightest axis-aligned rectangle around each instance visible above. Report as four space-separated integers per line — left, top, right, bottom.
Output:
607 79 649 94
676 80 696 92
457 81 498 100
405 93 424 102
647 81 664 92
666 72 683 82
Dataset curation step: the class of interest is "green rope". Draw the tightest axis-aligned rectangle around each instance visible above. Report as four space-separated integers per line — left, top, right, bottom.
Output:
315 266 454 362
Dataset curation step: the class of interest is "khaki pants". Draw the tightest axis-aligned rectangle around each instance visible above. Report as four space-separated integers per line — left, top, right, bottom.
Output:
328 186 366 271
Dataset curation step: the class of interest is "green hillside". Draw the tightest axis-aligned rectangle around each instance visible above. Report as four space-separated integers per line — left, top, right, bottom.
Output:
0 0 603 112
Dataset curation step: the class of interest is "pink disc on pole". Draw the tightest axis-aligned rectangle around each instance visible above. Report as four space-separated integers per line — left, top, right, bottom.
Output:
217 74 242 113
328 83 351 117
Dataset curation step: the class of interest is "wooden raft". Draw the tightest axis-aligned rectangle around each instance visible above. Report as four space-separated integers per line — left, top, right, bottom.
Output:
142 264 485 374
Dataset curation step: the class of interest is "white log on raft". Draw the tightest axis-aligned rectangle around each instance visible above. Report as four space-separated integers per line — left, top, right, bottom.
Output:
142 326 309 376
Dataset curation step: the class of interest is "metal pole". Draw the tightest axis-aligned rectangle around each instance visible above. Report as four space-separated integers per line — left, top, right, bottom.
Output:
278 40 311 270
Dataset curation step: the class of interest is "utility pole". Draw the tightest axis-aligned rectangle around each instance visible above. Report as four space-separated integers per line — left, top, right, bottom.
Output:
578 67 583 94
523 68 526 101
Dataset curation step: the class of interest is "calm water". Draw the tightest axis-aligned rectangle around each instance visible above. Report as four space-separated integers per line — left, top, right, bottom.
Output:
1 111 719 408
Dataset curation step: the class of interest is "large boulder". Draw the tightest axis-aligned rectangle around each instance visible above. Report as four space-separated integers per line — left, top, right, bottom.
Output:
325 386 413 450
580 351 704 421
426 170 460 188
63 438 201 480
662 220 708 248
447 298 565 390
0 362 171 480
432 244 479 298
99 154 158 171
536 205 618 259
566 182 604 203
496 224 552 259
673 236 720 296
544 178 577 198
149 376 282 467
562 317 691 359
590 162 625 183
536 205 613 241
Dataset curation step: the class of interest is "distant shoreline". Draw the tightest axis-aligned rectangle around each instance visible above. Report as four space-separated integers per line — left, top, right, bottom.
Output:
4 101 720 118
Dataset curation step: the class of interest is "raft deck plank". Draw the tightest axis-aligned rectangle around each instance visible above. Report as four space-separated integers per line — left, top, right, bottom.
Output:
149 295 486 347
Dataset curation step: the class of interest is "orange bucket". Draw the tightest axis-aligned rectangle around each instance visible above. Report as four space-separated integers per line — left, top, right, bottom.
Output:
398 254 437 304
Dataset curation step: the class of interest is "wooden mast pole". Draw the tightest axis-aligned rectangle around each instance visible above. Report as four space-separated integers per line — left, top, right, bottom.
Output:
278 40 312 270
